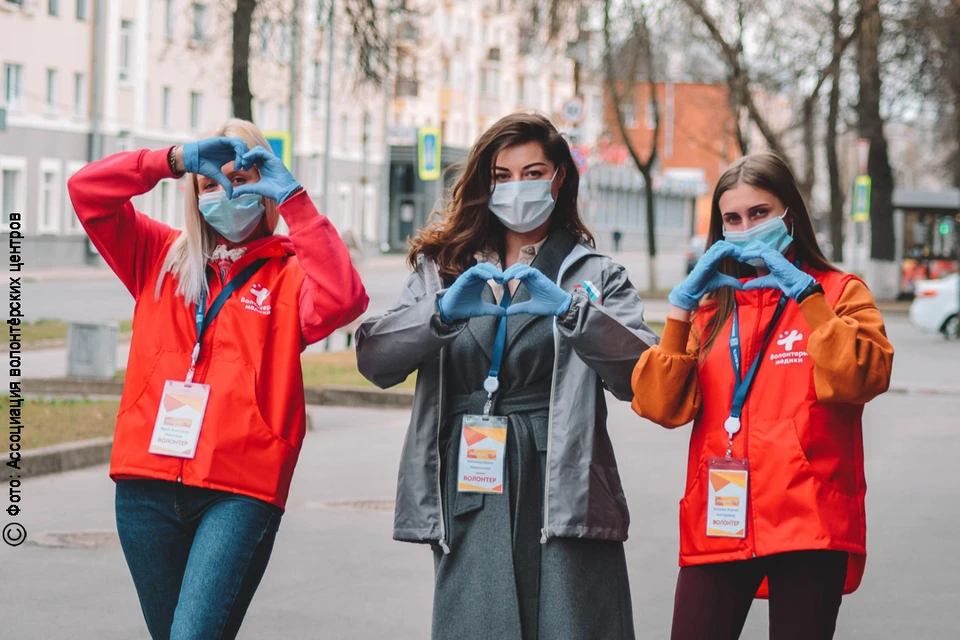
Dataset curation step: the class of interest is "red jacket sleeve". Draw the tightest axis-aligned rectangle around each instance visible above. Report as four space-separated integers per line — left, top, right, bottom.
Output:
277 190 369 346
67 148 179 299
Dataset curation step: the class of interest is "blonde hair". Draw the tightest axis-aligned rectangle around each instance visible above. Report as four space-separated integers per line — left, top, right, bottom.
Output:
155 119 280 304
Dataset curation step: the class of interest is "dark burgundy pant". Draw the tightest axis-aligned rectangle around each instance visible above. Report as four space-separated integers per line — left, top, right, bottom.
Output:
671 550 848 640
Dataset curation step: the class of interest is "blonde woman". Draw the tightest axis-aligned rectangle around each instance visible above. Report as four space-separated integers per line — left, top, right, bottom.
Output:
67 119 368 639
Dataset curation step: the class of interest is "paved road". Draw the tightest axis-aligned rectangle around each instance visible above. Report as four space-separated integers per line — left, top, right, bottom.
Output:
3 389 959 639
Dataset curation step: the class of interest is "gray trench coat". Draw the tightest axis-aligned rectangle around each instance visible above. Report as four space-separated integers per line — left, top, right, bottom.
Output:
355 242 659 550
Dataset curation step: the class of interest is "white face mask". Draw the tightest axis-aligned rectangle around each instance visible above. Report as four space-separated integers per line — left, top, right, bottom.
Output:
488 169 559 233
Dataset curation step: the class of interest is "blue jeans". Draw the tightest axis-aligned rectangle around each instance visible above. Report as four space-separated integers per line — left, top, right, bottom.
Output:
115 479 282 640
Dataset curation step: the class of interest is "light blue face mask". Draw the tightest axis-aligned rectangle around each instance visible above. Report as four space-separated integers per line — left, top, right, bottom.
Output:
198 191 265 243
722 209 793 267
488 169 559 233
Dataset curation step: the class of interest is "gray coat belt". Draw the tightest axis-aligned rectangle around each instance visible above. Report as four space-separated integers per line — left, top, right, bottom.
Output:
355 243 659 550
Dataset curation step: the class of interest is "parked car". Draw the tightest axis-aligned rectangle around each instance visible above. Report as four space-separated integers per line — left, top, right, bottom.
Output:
685 236 707 274
909 273 960 339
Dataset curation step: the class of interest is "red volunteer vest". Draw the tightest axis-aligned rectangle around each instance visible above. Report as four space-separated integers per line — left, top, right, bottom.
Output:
686 267 866 595
110 234 308 509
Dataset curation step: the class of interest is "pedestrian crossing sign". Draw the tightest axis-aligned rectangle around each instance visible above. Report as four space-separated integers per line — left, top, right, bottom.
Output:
263 131 292 169
418 127 441 181
852 175 871 222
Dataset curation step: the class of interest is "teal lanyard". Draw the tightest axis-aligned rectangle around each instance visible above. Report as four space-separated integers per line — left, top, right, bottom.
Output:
186 258 268 382
481 288 513 415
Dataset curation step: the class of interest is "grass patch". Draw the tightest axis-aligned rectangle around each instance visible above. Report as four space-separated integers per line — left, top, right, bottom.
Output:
301 350 417 389
648 320 665 336
21 319 133 346
9 396 120 449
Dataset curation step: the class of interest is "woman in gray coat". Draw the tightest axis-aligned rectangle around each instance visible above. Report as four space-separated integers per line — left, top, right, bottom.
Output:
356 113 658 640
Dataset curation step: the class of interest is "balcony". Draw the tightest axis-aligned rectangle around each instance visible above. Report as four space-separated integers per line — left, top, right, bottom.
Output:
395 77 419 98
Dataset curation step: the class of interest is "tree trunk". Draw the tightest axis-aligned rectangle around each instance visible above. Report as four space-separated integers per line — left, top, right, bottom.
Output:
857 0 895 261
641 167 658 291
827 0 844 263
800 97 816 204
232 0 257 122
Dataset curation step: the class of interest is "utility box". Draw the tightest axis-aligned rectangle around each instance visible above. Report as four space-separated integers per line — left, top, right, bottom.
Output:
66 322 118 379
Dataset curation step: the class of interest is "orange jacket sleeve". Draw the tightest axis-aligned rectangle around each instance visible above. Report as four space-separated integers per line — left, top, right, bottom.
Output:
799 279 894 404
631 317 702 428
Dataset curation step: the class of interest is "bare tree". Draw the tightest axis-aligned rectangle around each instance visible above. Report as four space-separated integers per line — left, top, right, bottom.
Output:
603 0 662 291
826 0 845 262
857 0 896 261
229 0 397 125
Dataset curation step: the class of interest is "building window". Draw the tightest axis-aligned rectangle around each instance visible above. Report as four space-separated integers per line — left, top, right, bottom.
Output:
73 73 85 116
277 104 287 131
620 103 636 128
39 162 61 233
279 22 291 61
48 0 59 16
362 113 371 155
162 86 172 127
190 91 203 130
256 100 267 127
191 3 207 43
259 18 271 57
45 68 57 114
119 20 133 82
311 61 322 113
3 63 24 112
164 0 175 40
76 0 87 20
0 160 26 229
480 68 499 97
340 114 348 152
645 96 656 129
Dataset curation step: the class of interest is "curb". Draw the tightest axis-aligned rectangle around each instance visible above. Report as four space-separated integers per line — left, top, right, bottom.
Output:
20 437 114 479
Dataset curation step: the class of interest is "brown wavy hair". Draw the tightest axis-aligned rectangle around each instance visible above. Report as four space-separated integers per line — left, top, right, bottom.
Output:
407 112 595 281
698 152 838 355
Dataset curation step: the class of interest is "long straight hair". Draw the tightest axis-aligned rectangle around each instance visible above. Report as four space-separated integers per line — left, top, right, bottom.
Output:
698 152 838 355
407 112 594 281
155 119 279 305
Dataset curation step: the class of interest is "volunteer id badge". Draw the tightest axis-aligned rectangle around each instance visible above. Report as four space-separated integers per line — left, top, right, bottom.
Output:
457 415 507 494
148 381 211 459
706 457 749 538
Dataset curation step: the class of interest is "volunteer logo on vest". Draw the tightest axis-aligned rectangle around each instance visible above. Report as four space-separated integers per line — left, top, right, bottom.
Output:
241 284 272 315
770 329 807 365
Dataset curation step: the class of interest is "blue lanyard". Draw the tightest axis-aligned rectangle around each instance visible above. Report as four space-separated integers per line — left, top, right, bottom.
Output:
481 288 513 415
187 258 268 382
727 293 788 431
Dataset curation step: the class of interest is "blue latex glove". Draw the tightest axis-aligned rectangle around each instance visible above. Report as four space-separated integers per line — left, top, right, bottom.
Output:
501 264 573 317
438 263 507 323
668 240 744 311
232 146 302 204
181 137 248 198
739 241 814 300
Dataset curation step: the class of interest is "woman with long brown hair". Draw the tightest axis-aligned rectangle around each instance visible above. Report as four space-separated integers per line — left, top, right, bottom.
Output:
356 113 657 639
631 152 894 639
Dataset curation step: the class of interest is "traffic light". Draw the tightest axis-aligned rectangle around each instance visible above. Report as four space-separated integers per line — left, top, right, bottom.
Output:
939 220 951 235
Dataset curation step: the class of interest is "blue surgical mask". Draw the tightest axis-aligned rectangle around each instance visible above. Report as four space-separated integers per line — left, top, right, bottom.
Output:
198 191 265 243
723 209 793 267
488 169 559 233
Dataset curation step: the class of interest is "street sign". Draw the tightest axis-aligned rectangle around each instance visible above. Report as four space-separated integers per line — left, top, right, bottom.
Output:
263 131 292 168
418 127 441 181
852 175 871 222
561 97 585 125
570 144 589 174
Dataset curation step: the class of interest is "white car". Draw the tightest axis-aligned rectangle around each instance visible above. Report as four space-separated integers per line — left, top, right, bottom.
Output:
909 273 959 339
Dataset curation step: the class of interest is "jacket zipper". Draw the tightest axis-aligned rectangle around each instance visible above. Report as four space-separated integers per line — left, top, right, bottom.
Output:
178 264 224 485
746 293 764 558
436 350 450 554
540 317 561 544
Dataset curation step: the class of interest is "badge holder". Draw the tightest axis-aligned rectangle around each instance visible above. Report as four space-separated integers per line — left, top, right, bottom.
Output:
456 291 511 494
